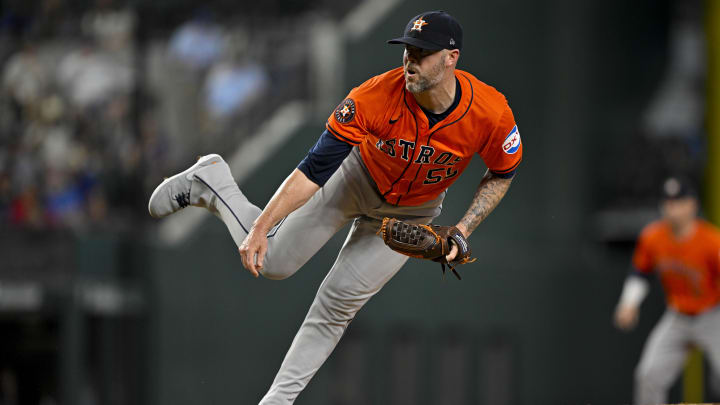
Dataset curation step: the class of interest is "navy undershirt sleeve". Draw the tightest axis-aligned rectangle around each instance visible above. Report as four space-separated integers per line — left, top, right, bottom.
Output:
490 169 518 179
631 267 654 281
297 130 354 186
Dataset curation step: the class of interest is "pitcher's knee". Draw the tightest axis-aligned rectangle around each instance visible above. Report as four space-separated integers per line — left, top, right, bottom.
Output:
258 251 305 280
259 266 294 280
316 285 364 325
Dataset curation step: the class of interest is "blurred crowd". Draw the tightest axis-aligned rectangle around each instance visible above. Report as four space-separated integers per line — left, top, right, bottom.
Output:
0 0 317 232
0 0 142 231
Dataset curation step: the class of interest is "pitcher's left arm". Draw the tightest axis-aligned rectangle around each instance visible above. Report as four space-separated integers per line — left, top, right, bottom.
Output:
456 170 513 237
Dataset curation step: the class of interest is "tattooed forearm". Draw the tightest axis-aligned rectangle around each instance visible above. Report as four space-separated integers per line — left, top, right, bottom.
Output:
457 170 513 236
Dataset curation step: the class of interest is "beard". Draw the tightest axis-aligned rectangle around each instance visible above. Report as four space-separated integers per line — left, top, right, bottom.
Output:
405 55 446 94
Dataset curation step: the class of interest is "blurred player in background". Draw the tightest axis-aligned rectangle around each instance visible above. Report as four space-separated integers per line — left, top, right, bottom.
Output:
614 177 720 404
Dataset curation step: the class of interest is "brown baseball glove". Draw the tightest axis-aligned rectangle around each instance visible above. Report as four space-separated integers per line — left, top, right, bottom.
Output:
379 217 476 280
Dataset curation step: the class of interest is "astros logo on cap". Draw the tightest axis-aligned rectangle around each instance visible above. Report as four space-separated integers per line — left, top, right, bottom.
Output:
411 18 428 32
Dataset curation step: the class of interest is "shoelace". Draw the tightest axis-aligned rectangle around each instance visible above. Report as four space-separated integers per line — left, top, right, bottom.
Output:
174 191 190 208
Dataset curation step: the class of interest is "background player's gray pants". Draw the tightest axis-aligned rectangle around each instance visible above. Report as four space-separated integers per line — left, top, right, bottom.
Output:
634 305 720 405
198 149 443 404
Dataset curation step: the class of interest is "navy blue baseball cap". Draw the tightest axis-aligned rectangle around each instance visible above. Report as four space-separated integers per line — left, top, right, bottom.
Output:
661 176 697 200
387 11 463 51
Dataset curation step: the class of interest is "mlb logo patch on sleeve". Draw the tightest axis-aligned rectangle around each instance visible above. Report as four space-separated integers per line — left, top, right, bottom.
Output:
502 125 521 154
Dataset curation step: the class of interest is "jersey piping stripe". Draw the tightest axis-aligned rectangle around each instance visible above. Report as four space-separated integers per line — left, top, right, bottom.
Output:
266 215 287 238
382 93 420 203
194 175 250 235
631 268 654 280
326 123 361 145
490 157 522 174
195 175 286 239
396 73 475 205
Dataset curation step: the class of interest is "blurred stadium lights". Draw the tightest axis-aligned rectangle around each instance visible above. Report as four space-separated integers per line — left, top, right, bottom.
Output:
0 282 43 312
76 280 143 316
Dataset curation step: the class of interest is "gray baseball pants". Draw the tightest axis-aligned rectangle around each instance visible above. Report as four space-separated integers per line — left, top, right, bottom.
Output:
634 305 720 404
196 148 444 404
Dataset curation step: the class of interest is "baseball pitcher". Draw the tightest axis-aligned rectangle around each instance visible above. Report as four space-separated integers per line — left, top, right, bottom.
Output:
149 11 522 404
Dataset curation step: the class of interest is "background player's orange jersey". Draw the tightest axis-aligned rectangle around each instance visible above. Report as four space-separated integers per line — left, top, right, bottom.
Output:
326 67 522 206
633 219 720 315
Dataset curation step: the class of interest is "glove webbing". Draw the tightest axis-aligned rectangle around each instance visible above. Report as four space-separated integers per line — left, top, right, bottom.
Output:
380 219 474 280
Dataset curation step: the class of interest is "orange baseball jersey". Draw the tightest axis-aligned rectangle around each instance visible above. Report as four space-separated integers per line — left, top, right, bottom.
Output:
633 219 720 315
326 67 522 206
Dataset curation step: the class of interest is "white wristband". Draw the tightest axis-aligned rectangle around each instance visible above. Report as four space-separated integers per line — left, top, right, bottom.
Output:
618 275 649 308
